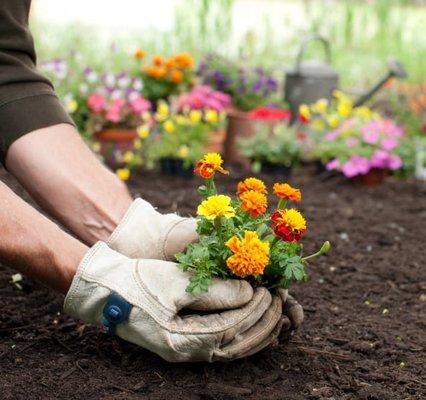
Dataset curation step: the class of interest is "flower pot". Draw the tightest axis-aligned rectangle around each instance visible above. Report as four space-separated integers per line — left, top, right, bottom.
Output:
159 157 193 178
260 161 292 177
94 129 138 168
354 169 388 186
205 128 227 154
224 108 254 165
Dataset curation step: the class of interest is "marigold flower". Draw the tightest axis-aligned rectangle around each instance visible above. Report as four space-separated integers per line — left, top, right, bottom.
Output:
273 183 301 202
197 195 235 220
194 152 228 179
133 48 145 59
116 168 130 181
145 66 167 79
189 110 202 123
170 69 183 84
174 52 193 68
153 55 164 66
237 177 267 196
298 104 311 123
226 231 270 277
137 125 150 139
163 120 176 134
271 208 307 242
165 57 176 69
239 190 268 217
205 109 219 123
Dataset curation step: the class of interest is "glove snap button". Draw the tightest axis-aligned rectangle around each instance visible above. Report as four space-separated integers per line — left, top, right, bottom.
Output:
102 293 133 335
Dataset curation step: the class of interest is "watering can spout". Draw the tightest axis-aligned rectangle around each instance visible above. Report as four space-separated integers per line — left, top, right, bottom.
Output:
354 57 407 107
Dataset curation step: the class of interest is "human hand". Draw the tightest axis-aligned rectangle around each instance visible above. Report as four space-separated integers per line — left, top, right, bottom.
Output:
64 242 285 362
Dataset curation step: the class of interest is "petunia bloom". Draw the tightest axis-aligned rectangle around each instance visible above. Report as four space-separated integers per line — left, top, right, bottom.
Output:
271 208 307 242
226 231 270 277
239 190 268 217
194 153 228 179
273 183 302 202
197 195 235 220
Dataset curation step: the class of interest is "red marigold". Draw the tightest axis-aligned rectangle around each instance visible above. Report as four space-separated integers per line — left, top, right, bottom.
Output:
194 153 228 179
271 208 307 242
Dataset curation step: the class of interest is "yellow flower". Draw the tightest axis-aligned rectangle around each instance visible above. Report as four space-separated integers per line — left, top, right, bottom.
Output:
177 145 189 158
299 104 311 121
337 101 353 118
175 115 189 125
311 98 328 114
116 168 130 181
133 139 142 149
122 151 134 163
194 152 228 179
205 109 219 124
237 177 267 195
327 114 340 128
141 111 152 122
353 106 372 121
312 119 325 131
163 120 176 134
333 90 350 102
240 190 268 217
226 231 270 277
189 110 202 123
271 208 307 242
197 195 235 220
157 101 169 118
66 99 78 113
137 125 150 139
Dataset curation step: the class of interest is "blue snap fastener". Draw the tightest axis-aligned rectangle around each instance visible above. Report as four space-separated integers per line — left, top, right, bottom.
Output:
102 293 132 335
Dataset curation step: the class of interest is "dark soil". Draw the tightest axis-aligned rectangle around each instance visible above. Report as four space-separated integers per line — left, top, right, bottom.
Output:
1 166 425 400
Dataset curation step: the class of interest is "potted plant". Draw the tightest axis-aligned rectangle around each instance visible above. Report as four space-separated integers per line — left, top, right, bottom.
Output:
315 117 405 185
198 55 283 163
146 101 217 178
239 112 301 176
134 50 194 103
172 85 231 153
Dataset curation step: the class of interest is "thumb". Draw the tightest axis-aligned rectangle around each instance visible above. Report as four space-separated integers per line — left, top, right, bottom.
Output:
163 218 199 261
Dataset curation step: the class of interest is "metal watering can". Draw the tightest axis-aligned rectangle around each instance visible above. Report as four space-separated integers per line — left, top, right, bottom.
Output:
284 34 408 122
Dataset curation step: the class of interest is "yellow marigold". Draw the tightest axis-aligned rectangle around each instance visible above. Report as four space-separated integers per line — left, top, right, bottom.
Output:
116 168 130 181
299 104 311 121
205 109 218 123
327 114 340 128
273 183 302 202
337 101 353 118
271 208 307 242
311 98 328 114
163 120 176 134
240 190 267 217
174 52 193 68
226 231 270 277
237 177 267 195
137 125 150 139
197 195 235 220
194 152 228 179
189 110 202 123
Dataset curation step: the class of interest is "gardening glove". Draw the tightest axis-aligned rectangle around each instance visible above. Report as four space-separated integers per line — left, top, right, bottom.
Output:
64 242 285 362
107 199 304 330
107 198 197 261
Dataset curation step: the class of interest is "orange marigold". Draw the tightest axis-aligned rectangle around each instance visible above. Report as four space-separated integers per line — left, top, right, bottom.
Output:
271 208 307 242
153 55 164 66
236 177 267 196
194 153 228 179
165 58 176 69
273 183 302 202
226 231 270 277
144 66 167 79
240 190 268 217
174 52 193 69
133 48 145 59
170 69 183 84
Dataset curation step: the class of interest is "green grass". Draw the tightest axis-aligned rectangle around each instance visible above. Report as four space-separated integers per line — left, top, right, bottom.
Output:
31 0 426 87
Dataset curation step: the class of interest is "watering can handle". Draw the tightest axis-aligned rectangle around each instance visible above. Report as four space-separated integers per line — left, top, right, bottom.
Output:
295 34 331 71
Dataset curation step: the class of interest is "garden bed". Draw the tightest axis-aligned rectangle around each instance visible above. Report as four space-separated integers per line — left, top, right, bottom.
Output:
0 167 425 399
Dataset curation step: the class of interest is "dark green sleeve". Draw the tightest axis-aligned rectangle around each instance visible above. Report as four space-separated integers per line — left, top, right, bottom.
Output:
0 0 74 165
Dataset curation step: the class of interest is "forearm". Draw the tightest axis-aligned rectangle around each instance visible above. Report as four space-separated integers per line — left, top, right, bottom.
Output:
0 180 88 293
6 124 133 245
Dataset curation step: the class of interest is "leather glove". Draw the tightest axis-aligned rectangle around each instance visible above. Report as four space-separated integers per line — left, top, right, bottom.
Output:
107 199 305 330
64 242 285 362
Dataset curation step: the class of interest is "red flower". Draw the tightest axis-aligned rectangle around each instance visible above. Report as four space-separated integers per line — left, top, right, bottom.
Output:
248 107 291 121
271 209 307 242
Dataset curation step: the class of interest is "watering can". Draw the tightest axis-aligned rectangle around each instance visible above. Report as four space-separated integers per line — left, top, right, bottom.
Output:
285 34 408 122
285 34 338 122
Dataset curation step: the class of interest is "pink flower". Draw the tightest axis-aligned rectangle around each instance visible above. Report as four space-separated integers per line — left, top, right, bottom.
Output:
361 128 380 144
341 156 370 178
346 137 358 147
388 154 402 170
370 149 389 169
129 96 151 113
326 130 339 141
174 85 231 112
381 138 398 151
106 108 121 123
87 93 106 112
326 159 341 171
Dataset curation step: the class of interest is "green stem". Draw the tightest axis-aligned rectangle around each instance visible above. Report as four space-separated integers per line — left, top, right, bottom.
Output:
277 198 287 210
270 236 280 251
301 241 330 262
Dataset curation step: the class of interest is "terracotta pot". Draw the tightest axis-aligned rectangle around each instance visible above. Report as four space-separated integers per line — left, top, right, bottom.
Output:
355 169 388 186
94 129 138 168
205 128 227 154
224 107 254 165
